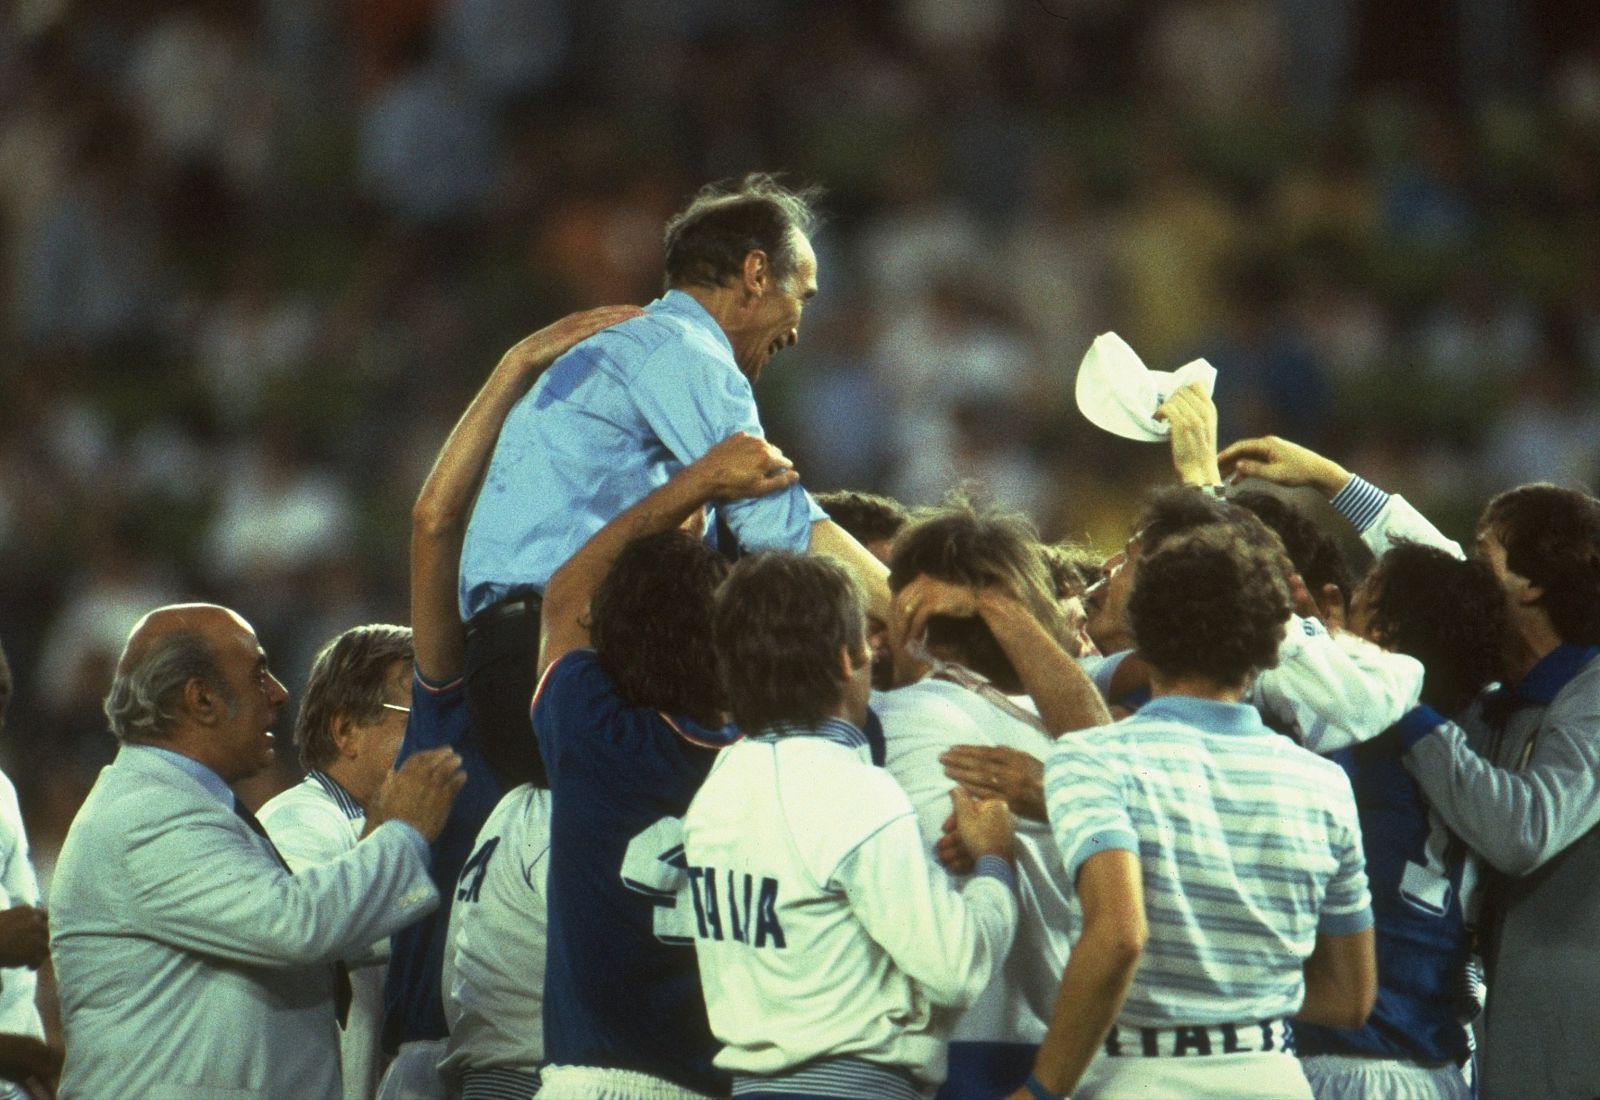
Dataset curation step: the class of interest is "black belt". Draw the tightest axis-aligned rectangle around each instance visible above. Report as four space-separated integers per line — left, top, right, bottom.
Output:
465 593 542 635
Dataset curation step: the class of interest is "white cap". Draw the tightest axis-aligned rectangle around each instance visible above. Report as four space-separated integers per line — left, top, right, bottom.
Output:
1074 332 1217 442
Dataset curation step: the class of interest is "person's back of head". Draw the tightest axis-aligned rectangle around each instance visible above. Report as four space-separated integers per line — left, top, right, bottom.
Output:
104 625 225 745
1231 490 1353 603
1478 484 1600 645
1358 542 1506 715
592 530 730 728
1134 487 1235 555
815 490 908 562
1130 522 1293 690
294 624 414 771
662 174 821 293
1039 541 1104 600
712 552 866 733
888 498 1065 693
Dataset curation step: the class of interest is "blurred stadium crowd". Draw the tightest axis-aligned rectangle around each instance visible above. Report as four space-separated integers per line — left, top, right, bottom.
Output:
2 0 1599 868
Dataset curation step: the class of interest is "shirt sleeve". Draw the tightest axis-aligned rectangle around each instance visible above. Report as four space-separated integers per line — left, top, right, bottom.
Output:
124 795 437 969
1329 475 1464 560
1400 694 1600 877
1250 616 1424 754
1317 771 1374 935
259 795 390 968
1045 734 1139 882
829 812 1016 1010
629 341 822 552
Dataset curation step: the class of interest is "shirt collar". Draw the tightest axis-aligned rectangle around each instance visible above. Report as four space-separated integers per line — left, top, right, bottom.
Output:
750 716 868 750
124 744 234 807
310 769 364 821
655 289 735 360
1514 643 1600 705
1136 694 1268 735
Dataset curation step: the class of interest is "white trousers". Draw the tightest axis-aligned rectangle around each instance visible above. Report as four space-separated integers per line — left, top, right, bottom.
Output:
1301 1053 1471 1100
1075 1051 1314 1099
537 1066 721 1100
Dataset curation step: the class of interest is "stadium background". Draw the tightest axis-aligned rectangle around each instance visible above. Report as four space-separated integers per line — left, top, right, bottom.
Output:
0 0 1597 886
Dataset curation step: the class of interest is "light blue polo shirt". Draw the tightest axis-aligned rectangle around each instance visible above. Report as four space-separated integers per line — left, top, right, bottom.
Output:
1045 695 1372 1027
458 290 824 618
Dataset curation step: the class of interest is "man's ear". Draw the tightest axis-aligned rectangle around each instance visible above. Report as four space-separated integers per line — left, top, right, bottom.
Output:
741 249 770 298
329 712 358 758
184 677 225 726
837 645 858 683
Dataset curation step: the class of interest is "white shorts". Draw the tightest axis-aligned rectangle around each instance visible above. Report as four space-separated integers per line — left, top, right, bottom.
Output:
376 1039 450 1100
537 1066 721 1100
1076 1051 1313 1099
1300 1053 1470 1100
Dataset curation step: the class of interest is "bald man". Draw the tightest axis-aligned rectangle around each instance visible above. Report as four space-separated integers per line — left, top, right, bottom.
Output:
50 604 465 1100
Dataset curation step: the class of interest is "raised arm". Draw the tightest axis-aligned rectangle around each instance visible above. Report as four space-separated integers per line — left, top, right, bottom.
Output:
410 306 642 683
895 578 1111 736
1218 435 1462 559
538 432 800 676
810 519 892 624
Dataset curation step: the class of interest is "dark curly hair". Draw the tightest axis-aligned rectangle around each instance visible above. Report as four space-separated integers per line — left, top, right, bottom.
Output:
663 173 822 292
1363 542 1507 715
1231 490 1353 601
1130 524 1293 687
888 499 1065 693
1134 487 1235 554
713 552 866 733
590 531 730 728
1479 484 1600 645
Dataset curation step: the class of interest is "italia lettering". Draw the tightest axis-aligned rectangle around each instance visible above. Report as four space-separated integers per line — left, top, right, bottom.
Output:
685 865 784 948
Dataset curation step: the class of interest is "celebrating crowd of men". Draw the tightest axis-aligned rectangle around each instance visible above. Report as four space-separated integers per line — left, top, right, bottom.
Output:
2 176 1598 1100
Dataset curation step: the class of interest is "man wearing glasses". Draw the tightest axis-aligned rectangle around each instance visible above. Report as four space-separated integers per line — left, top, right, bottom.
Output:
259 624 418 1100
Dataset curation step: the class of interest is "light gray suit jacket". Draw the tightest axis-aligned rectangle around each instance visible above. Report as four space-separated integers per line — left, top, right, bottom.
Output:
50 746 439 1100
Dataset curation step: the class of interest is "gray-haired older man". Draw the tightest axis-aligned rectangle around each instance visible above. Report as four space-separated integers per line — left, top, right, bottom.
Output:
258 623 416 1100
50 604 463 1100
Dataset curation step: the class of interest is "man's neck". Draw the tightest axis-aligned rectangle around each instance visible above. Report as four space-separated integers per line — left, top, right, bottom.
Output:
1148 671 1248 703
318 762 371 814
1504 616 1565 687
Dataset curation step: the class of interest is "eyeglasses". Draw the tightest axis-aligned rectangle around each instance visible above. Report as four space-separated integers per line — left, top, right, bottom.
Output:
381 703 411 717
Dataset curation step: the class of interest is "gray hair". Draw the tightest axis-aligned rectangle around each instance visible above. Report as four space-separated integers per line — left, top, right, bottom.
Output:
294 624 413 770
104 631 231 743
663 173 822 292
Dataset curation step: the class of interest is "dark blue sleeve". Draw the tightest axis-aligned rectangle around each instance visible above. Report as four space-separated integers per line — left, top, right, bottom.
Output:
382 673 503 1048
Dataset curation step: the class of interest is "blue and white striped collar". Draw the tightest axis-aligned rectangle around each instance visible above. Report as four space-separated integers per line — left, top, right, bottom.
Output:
749 717 867 750
310 769 364 821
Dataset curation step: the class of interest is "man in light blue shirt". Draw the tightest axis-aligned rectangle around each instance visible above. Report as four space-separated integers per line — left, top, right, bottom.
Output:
457 174 889 788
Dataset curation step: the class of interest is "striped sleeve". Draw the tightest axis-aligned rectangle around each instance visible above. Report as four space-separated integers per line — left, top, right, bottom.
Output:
1318 771 1374 935
1045 733 1138 883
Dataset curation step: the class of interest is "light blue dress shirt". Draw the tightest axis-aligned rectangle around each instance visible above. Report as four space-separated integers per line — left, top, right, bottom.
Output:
458 289 824 618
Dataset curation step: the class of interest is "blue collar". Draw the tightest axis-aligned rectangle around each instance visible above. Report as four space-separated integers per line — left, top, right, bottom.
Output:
655 289 735 360
750 717 868 750
1136 694 1268 735
1512 643 1600 705
124 744 234 807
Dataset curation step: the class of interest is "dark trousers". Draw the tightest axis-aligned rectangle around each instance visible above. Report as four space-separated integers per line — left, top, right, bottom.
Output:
463 595 547 789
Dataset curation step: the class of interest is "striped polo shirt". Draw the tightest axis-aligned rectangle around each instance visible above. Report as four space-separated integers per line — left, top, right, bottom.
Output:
1045 695 1372 1027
